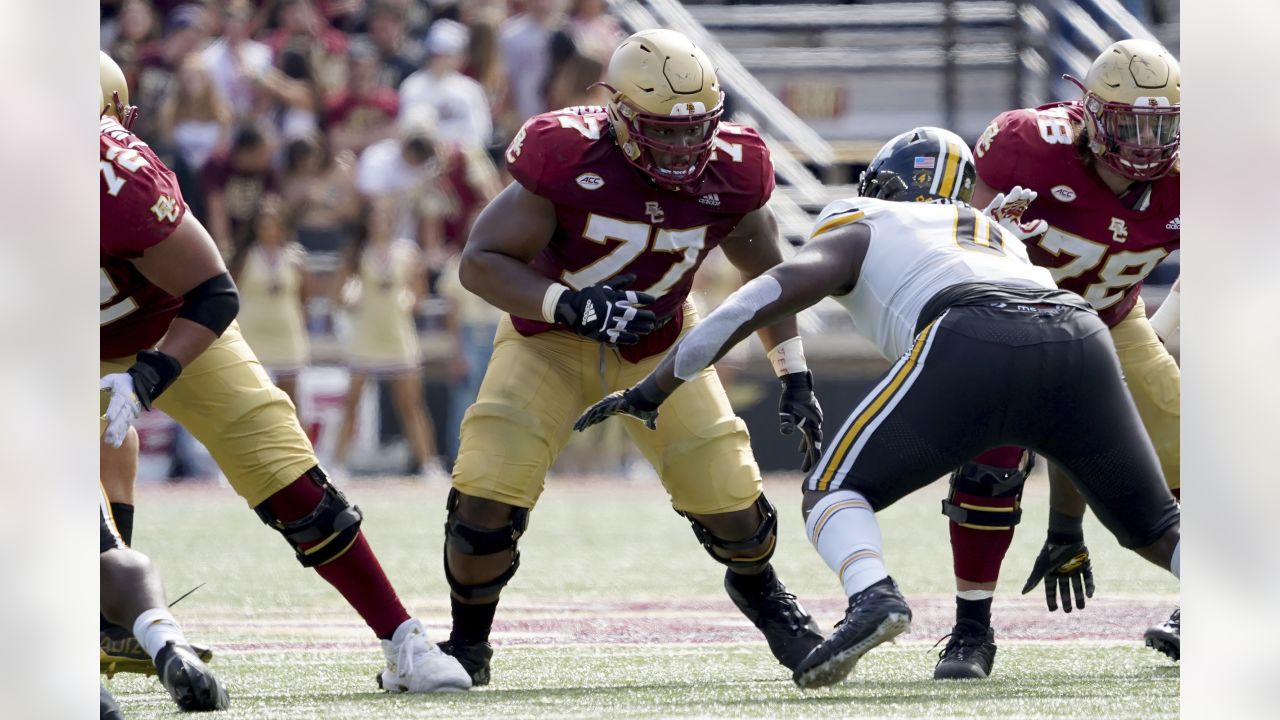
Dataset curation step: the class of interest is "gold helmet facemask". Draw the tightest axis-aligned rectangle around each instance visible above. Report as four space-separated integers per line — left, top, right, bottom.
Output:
100 50 139 130
1066 39 1180 181
595 29 724 189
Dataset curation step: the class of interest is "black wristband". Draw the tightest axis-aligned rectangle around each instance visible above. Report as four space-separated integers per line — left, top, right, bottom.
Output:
127 350 183 410
630 377 668 411
1046 509 1085 545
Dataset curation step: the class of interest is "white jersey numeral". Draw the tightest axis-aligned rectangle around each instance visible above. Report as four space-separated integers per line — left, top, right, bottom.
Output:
100 268 139 325
561 214 709 296
647 226 708 296
1035 108 1075 145
1037 228 1168 309
557 114 602 140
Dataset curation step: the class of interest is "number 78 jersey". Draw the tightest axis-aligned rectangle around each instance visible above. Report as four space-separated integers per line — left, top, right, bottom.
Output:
504 106 775 361
974 103 1180 327
100 116 188 360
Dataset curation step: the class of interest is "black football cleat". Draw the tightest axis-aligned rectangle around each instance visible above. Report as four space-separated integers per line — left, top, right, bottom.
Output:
154 641 230 712
792 576 912 689
725 569 824 671
101 624 213 678
933 619 998 679
1143 607 1179 662
437 639 494 686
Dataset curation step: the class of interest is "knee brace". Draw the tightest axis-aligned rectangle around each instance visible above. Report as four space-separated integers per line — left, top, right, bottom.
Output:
941 451 1033 530
680 495 778 573
443 489 530 600
254 468 363 568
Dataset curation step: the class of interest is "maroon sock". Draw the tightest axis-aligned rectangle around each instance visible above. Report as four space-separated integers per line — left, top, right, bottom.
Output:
263 475 411 639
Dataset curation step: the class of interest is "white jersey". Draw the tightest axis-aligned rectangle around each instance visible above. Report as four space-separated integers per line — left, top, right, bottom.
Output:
815 197 1057 359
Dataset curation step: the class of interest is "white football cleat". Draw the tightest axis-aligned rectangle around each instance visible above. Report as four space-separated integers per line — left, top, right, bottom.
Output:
378 618 472 693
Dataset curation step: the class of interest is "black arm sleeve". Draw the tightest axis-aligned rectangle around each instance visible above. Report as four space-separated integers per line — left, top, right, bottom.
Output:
176 271 240 336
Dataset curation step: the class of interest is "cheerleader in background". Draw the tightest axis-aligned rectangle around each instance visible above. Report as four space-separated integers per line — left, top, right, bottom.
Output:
332 198 447 481
229 195 311 408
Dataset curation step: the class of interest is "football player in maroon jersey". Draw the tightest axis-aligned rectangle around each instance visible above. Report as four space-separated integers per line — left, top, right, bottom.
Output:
439 29 825 683
934 39 1182 679
98 51 470 694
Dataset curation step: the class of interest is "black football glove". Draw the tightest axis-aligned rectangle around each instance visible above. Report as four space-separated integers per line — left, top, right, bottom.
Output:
574 382 664 432
1021 534 1095 613
553 274 657 346
778 371 823 472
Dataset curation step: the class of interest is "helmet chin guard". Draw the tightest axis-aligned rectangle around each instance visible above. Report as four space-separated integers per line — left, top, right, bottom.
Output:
600 82 723 188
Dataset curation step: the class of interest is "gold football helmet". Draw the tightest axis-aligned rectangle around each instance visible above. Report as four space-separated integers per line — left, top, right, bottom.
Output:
596 29 724 187
1067 39 1180 181
100 51 139 130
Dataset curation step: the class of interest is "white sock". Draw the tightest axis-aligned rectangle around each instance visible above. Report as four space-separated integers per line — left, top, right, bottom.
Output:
805 490 888 597
1170 540 1180 579
132 608 189 661
957 589 994 601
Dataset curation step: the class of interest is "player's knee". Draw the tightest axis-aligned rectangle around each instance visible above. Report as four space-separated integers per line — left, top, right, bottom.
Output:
680 495 778 572
100 547 154 604
444 489 530 599
254 467 363 568
942 451 1033 531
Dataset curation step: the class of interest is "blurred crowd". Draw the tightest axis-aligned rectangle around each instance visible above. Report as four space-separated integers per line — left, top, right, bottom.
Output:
101 0 629 476
101 0 623 268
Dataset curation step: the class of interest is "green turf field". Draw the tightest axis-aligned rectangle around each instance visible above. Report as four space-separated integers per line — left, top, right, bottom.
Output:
105 475 1178 719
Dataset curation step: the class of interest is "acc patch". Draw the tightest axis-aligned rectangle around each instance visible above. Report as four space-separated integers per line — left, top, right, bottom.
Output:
913 170 930 185
576 172 605 190
1051 185 1077 202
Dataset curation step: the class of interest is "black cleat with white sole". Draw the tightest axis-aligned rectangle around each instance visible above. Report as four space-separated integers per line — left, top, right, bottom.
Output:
792 576 912 689
933 619 997 679
155 641 230 711
1143 608 1179 662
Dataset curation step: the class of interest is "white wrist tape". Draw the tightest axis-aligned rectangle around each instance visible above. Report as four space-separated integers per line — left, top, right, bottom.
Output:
1148 287 1180 340
767 336 808 377
542 282 570 324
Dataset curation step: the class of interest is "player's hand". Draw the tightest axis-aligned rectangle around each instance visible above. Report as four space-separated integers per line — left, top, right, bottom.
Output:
778 371 823 472
1021 536 1095 612
574 386 662 431
554 274 658 346
100 373 142 449
981 185 1048 242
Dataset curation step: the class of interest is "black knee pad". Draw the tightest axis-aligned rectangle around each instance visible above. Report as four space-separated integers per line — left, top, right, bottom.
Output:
680 495 779 573
442 488 530 600
254 467 363 568
941 451 1033 530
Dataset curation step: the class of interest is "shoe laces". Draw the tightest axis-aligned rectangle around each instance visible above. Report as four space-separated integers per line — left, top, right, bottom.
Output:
395 628 426 678
930 621 988 662
836 582 889 628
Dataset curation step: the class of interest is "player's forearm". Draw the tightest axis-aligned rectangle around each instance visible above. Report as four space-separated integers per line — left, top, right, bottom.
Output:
755 317 800 358
650 274 792 396
1047 468 1088 519
154 319 220 368
459 248 560 321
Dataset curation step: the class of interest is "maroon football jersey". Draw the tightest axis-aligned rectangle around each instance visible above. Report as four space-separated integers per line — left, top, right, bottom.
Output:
974 102 1179 327
505 106 775 361
100 116 188 360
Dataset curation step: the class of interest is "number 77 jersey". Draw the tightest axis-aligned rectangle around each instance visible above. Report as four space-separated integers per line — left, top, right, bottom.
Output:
504 106 775 361
100 116 189 360
974 103 1179 328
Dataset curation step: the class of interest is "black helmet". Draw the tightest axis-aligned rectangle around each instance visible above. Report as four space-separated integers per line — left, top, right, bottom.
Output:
858 127 976 204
